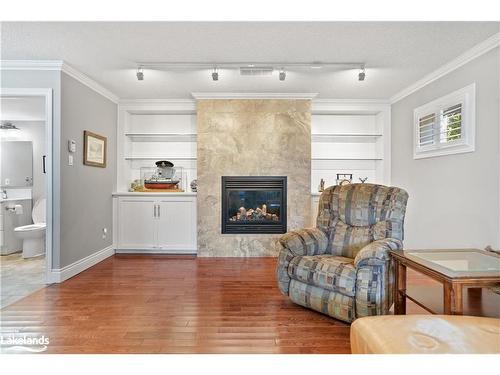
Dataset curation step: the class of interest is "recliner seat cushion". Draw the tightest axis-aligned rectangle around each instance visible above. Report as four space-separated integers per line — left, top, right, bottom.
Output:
288 255 356 297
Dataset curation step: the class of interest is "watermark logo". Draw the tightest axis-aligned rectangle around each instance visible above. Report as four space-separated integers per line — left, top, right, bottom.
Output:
0 334 50 353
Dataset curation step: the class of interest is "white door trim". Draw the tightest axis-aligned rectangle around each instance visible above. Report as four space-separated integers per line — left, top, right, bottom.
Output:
1 88 54 284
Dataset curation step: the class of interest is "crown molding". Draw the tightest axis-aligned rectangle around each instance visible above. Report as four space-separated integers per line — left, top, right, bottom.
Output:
191 92 318 100
61 63 119 104
390 32 500 104
312 99 390 114
118 99 196 113
0 60 64 70
1 60 119 104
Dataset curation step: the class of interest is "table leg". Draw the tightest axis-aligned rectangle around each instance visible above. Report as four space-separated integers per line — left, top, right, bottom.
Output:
394 260 407 314
451 283 463 315
443 282 463 315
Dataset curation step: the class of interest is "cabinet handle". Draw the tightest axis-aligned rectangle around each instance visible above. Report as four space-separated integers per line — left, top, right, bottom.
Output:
154 204 157 218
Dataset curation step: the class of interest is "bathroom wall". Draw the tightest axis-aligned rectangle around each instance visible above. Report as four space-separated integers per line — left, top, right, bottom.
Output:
197 99 311 256
59 72 117 267
14 122 46 203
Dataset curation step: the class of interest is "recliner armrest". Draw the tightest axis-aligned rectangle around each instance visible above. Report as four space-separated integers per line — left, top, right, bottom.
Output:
278 228 328 256
354 238 402 268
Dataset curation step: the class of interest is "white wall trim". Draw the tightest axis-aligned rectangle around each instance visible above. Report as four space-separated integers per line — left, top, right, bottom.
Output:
118 99 196 113
0 88 55 284
1 60 64 70
191 92 318 100
61 63 119 104
1 60 119 104
312 99 390 114
47 245 115 283
390 32 500 104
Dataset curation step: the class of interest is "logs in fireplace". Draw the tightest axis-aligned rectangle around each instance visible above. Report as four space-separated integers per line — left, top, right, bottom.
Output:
221 176 287 234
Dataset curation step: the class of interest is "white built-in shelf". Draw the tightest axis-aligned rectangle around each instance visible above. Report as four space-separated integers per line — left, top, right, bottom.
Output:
124 156 197 160
0 118 46 122
312 134 382 142
125 133 197 142
312 157 383 161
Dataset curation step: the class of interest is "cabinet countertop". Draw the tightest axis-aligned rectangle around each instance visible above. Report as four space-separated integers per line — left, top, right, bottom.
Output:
112 191 197 197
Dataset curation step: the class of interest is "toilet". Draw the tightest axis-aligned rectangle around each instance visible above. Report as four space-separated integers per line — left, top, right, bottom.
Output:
14 198 46 258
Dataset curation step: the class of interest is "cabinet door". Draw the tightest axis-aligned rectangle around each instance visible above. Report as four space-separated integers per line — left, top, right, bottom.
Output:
157 199 197 252
118 198 157 249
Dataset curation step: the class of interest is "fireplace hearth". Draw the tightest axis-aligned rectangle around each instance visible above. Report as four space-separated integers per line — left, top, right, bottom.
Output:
221 176 287 234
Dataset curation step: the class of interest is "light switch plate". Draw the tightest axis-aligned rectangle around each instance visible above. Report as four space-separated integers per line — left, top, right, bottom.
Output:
68 154 74 166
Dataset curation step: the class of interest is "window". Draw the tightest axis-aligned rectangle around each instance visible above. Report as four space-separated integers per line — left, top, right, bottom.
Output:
413 83 475 159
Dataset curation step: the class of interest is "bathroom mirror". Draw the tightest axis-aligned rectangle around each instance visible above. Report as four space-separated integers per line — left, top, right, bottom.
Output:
0 141 33 187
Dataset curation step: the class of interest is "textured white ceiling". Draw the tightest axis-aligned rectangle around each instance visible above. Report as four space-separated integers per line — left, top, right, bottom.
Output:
1 22 499 99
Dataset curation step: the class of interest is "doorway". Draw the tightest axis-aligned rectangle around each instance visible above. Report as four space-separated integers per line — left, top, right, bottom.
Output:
0 88 53 308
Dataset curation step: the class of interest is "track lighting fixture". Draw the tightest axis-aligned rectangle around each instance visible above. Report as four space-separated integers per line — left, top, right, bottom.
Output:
136 67 144 81
279 69 286 81
134 61 368 82
212 67 219 81
358 66 366 81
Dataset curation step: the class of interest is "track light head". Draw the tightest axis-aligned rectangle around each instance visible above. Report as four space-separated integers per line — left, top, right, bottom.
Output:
212 68 219 81
136 67 144 81
358 66 366 81
279 69 286 81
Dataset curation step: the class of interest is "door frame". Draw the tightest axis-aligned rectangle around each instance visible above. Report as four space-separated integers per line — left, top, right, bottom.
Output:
1 88 54 283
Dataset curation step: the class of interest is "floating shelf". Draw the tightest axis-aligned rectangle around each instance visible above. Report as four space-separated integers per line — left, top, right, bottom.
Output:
312 134 382 142
124 156 197 160
125 133 197 142
312 157 383 161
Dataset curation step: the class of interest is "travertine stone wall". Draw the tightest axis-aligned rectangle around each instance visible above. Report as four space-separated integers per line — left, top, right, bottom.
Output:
197 99 311 257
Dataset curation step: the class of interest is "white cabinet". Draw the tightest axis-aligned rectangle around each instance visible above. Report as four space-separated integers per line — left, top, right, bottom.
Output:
118 198 157 248
115 194 197 254
157 199 196 251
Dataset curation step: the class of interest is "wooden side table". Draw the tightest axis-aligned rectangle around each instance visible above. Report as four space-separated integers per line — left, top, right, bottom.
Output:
390 249 500 315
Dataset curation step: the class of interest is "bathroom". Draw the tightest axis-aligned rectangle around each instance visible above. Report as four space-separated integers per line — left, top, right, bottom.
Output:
0 96 47 308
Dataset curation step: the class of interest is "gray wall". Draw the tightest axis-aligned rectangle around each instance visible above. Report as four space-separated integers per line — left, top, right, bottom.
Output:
1 70 62 267
60 73 116 267
391 47 500 250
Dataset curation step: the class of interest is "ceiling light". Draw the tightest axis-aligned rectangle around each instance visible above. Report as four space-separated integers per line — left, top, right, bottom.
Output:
212 67 219 81
136 67 144 81
358 66 366 81
279 69 286 81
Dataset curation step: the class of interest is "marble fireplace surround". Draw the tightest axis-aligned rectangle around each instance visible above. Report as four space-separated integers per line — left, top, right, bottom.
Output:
197 99 311 257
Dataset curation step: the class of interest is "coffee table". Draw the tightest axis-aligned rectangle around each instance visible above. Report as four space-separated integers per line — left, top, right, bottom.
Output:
390 249 500 315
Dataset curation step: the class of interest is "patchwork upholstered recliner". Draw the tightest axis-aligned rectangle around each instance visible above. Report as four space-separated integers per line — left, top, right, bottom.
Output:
276 183 408 323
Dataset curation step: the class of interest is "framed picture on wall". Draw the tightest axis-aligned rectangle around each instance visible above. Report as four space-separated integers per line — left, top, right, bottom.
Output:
83 130 107 168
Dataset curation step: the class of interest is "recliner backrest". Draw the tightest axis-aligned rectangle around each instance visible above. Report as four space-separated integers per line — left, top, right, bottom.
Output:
316 183 408 258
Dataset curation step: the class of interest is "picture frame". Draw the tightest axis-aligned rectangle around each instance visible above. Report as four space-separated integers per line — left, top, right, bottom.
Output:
83 130 107 168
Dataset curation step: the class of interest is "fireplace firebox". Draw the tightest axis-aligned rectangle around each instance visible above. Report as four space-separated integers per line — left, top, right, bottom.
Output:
221 176 287 234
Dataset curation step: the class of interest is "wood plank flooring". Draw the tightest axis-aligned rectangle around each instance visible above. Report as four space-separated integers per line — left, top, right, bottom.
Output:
1 255 498 354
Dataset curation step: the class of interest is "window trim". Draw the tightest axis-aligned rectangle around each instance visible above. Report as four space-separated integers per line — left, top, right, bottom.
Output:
413 83 476 159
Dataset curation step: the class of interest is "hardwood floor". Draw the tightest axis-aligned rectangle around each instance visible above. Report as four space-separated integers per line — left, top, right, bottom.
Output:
1 255 498 354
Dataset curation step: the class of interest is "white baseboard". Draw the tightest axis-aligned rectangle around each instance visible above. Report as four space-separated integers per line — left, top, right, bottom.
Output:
47 245 115 283
115 248 197 255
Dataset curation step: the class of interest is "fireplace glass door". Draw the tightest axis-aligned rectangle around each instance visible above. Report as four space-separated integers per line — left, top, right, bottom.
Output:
221 176 287 234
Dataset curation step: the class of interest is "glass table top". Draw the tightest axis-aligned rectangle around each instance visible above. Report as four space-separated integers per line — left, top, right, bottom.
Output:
402 249 500 278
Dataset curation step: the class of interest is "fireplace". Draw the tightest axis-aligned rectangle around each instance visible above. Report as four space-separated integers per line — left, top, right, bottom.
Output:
221 176 287 234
